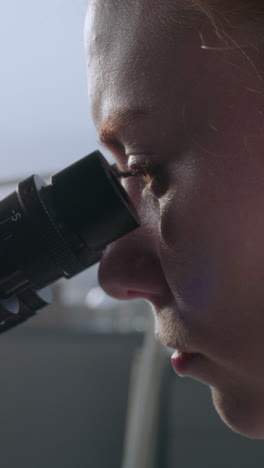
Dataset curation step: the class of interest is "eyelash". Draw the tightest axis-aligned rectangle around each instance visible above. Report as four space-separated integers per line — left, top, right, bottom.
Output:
114 161 159 195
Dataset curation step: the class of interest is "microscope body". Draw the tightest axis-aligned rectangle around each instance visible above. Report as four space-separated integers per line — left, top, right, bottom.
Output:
0 151 140 332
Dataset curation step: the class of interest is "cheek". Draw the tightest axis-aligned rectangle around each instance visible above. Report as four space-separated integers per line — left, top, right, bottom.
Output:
158 162 264 348
159 194 218 312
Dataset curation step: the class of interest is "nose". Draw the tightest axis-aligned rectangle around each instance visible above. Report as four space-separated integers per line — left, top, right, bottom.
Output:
98 212 171 305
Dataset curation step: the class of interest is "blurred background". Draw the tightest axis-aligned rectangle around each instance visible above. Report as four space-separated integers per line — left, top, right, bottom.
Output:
0 0 263 467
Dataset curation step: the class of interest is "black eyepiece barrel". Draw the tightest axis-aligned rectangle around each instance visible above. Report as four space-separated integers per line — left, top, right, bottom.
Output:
51 150 139 249
0 150 140 332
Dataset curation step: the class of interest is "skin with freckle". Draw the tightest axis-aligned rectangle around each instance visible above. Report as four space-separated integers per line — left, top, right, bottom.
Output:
84 1 264 438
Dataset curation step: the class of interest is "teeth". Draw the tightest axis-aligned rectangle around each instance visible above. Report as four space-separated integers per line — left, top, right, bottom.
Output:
171 349 181 359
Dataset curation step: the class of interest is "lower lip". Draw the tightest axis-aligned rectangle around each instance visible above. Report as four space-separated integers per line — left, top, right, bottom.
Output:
171 351 202 376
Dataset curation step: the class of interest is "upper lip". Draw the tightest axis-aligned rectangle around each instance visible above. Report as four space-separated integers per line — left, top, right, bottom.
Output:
130 292 199 354
156 339 196 354
154 316 197 354
154 325 197 353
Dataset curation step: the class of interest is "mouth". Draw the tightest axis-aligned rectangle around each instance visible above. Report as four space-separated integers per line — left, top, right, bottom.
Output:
154 332 203 376
170 350 203 376
148 297 205 376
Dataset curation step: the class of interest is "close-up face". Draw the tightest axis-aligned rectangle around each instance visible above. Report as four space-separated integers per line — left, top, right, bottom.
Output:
84 0 264 438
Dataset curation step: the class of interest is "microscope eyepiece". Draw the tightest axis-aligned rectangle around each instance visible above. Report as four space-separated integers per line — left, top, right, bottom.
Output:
0 150 140 332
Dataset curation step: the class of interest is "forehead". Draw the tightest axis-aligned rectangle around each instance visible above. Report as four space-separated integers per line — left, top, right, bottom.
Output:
84 0 262 137
85 0 199 50
84 0 202 123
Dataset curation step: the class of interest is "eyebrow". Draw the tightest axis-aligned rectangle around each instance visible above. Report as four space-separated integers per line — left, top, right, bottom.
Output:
98 106 154 151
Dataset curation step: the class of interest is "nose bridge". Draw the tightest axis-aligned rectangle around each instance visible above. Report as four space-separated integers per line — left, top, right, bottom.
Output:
120 187 161 249
98 201 163 300
115 186 159 255
104 207 157 268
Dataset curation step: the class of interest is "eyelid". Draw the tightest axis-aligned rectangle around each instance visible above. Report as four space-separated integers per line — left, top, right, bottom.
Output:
127 158 160 177
128 160 164 198
112 153 164 197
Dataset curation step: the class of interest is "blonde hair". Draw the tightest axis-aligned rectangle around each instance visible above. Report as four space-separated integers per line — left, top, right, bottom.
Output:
148 1 264 41
169 1 264 26
152 1 264 80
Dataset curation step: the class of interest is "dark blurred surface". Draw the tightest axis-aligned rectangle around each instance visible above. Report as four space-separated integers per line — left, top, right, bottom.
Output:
0 325 262 468
0 326 143 468
158 368 264 468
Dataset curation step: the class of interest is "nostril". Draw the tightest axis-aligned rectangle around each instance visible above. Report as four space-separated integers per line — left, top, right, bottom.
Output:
126 290 145 299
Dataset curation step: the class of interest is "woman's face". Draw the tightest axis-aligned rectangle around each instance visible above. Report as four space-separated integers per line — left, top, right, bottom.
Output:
84 0 264 438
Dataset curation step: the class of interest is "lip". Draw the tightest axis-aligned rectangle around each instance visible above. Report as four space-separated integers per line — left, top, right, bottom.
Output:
171 350 203 376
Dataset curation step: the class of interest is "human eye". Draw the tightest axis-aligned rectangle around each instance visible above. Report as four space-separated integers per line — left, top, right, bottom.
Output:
128 161 159 196
114 159 166 198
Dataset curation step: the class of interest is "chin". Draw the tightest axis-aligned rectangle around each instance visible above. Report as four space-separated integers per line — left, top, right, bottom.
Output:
211 386 264 439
